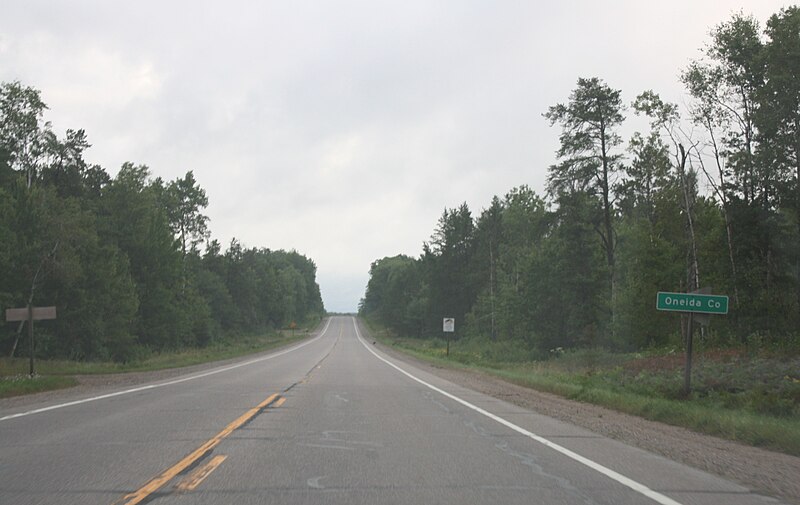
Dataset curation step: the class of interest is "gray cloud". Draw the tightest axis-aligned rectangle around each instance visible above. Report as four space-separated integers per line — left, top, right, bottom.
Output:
1 0 790 312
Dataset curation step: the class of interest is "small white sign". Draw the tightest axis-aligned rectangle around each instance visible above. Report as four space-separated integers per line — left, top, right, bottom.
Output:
443 318 455 333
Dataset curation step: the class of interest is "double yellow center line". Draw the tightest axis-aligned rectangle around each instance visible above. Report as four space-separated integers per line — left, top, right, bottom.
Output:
116 393 285 505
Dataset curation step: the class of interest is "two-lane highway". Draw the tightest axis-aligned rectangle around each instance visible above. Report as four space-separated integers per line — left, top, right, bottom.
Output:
0 317 783 504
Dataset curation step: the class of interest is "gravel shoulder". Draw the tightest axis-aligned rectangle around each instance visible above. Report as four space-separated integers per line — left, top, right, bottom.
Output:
367 332 800 505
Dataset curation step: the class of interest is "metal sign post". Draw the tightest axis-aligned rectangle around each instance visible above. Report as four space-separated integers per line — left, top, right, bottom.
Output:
6 306 57 376
684 312 694 395
443 318 455 357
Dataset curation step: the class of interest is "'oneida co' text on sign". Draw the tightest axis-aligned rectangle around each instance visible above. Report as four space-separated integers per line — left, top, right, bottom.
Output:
656 292 729 314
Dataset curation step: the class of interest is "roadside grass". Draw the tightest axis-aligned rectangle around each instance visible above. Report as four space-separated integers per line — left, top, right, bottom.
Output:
0 375 78 398
364 320 800 457
0 323 319 398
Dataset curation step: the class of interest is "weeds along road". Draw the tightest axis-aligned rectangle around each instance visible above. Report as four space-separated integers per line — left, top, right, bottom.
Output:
0 316 785 505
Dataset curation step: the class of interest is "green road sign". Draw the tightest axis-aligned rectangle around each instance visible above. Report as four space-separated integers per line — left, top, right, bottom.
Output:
656 292 729 314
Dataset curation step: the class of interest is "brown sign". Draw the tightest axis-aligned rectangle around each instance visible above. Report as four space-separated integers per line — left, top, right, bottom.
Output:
5 306 57 322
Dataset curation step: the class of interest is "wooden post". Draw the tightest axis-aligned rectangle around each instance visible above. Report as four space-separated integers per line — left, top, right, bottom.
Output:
5 306 56 377
684 312 694 395
28 304 34 377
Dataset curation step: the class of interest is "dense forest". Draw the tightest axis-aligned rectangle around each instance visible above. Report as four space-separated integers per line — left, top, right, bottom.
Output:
361 8 800 352
0 83 324 362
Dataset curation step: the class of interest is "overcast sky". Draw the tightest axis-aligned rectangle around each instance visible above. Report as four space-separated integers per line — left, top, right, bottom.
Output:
0 1 792 312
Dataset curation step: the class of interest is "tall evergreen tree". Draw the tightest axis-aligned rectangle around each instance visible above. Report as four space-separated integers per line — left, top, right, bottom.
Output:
545 77 625 339
544 78 624 280
422 203 476 337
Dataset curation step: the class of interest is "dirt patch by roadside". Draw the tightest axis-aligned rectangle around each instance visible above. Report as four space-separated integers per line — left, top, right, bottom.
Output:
367 332 800 505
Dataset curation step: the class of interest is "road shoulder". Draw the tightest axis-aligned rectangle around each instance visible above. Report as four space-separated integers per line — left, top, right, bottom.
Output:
359 322 800 505
0 323 328 414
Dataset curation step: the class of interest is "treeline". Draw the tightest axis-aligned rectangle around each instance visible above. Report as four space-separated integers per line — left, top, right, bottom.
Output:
0 82 324 362
360 8 800 351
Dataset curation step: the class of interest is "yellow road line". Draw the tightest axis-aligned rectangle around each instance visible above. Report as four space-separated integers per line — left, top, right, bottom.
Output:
116 393 280 505
257 393 280 409
174 455 228 492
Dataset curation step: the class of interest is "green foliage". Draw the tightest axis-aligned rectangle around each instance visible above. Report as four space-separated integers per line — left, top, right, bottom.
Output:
0 81 324 364
544 77 624 302
360 255 425 336
362 6 800 363
613 217 683 349
423 203 477 335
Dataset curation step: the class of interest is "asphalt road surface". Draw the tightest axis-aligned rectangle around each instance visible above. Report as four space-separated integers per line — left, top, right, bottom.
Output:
0 316 784 504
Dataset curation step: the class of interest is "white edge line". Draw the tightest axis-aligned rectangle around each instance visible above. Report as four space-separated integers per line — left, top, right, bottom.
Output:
352 317 683 505
0 318 333 422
